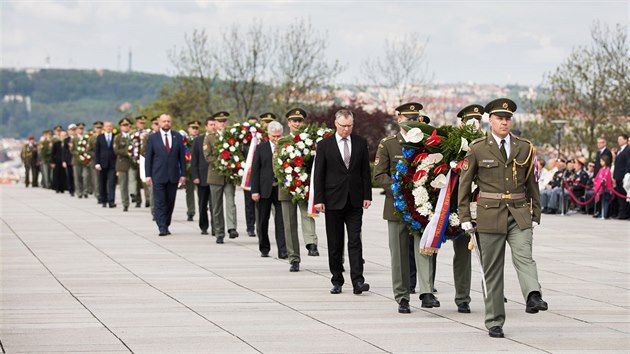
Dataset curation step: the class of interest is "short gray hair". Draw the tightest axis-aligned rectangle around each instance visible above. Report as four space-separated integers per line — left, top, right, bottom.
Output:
334 109 354 122
267 121 283 133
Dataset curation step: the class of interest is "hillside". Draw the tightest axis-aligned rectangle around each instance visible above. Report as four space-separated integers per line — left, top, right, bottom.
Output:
0 69 170 137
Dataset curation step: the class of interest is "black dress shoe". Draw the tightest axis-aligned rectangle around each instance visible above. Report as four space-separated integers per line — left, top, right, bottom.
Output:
420 293 440 308
330 285 342 294
278 253 288 259
158 231 167 236
216 237 224 244
353 282 370 294
526 292 548 313
78 195 83 199
145 202 150 208
261 252 269 257
187 215 193 221
289 262 299 272
201 229 209 235
398 298 411 314
248 231 256 237
457 302 471 313
166 230 171 235
102 203 107 208
228 229 239 239
135 203 141 208
109 203 116 208
123 206 128 212
488 326 504 338
306 244 320 256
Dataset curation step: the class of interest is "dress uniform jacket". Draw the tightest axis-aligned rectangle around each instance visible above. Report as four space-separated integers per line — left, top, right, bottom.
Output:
202 133 226 185
114 133 132 172
373 133 406 221
458 134 541 234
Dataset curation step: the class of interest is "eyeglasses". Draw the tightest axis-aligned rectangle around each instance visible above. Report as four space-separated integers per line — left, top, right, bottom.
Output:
336 123 353 129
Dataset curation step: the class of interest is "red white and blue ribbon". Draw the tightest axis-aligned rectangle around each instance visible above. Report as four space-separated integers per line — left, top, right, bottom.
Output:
419 169 458 254
306 154 319 217
240 133 258 191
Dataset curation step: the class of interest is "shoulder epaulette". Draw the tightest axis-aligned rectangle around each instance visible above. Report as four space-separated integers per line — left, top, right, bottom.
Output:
512 134 532 145
470 136 485 146
380 135 396 143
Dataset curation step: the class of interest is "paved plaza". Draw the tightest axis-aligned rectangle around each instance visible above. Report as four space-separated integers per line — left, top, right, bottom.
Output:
1 184 629 353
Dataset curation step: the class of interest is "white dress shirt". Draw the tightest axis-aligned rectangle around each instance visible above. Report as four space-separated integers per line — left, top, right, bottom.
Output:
491 132 511 159
161 129 172 148
335 132 351 160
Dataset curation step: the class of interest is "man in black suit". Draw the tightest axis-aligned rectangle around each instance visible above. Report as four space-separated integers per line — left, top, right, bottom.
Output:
95 121 117 208
145 114 186 236
251 121 287 261
594 137 613 176
613 134 629 219
64 124 76 196
192 117 215 235
314 109 372 295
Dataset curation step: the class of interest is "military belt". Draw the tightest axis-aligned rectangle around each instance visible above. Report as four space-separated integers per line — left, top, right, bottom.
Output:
478 192 526 200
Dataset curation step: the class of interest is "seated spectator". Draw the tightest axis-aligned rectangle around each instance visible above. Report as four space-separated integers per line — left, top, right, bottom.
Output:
541 158 566 214
538 158 556 192
569 158 590 213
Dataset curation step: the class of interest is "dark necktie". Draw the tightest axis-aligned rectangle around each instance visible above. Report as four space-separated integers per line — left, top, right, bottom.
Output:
165 133 170 154
342 138 350 169
500 139 507 160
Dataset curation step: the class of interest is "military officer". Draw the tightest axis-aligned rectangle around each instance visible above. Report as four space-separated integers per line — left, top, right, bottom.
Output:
114 117 134 211
88 121 103 201
458 98 547 338
185 120 200 221
39 130 53 189
203 111 238 243
259 112 276 129
71 122 90 198
373 102 439 314
131 115 148 208
21 135 39 187
65 124 77 196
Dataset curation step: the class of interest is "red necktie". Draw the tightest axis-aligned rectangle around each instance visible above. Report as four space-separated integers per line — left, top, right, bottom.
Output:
165 133 170 154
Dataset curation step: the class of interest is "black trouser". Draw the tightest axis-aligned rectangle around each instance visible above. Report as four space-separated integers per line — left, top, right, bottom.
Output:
99 167 116 204
244 190 256 234
65 163 75 194
325 197 364 287
153 181 178 233
256 187 286 255
197 185 214 233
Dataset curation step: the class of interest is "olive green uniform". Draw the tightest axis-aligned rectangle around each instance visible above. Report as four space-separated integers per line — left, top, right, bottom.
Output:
203 133 236 240
278 187 318 265
458 133 542 330
373 133 433 304
39 138 52 188
114 133 134 208
21 142 39 187
140 133 154 216
71 135 90 197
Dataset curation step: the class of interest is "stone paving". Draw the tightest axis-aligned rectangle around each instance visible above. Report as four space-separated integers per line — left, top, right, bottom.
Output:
1 184 629 353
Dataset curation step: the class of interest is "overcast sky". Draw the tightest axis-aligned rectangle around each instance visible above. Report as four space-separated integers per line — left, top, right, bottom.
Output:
2 0 628 86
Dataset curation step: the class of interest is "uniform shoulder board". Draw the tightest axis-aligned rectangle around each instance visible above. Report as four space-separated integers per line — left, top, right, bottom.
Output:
470 136 485 146
512 134 532 145
380 135 396 143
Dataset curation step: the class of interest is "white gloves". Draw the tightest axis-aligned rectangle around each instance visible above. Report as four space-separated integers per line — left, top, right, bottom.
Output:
461 221 474 232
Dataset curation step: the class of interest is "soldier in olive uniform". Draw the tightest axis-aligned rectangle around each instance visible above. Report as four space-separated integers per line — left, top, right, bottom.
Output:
114 117 133 211
88 121 103 201
458 98 547 339
373 102 439 314
203 111 238 243
279 108 319 270
185 120 200 221
130 115 147 208
71 122 90 198
21 135 39 187
39 130 53 189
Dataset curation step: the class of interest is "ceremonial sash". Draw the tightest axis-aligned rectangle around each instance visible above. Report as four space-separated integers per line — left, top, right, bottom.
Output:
306 154 319 217
240 134 258 191
419 169 457 254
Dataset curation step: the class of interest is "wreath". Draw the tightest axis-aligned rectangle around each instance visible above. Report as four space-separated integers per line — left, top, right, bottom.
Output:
128 129 149 167
76 134 91 166
214 122 266 184
391 123 483 253
274 124 333 203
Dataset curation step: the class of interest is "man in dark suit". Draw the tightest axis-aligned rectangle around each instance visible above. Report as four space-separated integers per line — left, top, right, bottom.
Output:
145 114 186 236
613 134 629 219
314 109 372 295
192 117 215 235
594 137 613 176
251 121 287 261
95 121 117 208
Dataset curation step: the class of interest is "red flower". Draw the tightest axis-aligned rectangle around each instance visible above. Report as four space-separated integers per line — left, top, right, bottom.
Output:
241 126 247 131
221 150 231 159
291 170 299 177
262 136 269 141
323 133 332 138
227 138 235 145
185 152 192 161
425 130 441 146
295 179 302 187
413 169 427 182
294 156 304 167
413 152 429 164
283 161 291 169
293 135 301 143
284 143 290 148
433 163 448 175
289 186 296 192
236 162 242 169
245 133 252 141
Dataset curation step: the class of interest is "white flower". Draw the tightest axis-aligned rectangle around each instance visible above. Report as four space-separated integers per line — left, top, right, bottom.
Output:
230 128 237 133
229 146 236 152
284 167 293 174
305 138 313 146
235 142 240 148
249 126 258 133
286 175 293 182
295 187 302 194
289 152 295 159
234 156 240 162
300 173 308 181
238 169 243 176
223 143 229 149
459 137 470 153
294 167 301 173
296 141 305 150
405 128 424 143
286 146 294 153
430 174 448 189
317 129 324 136
277 158 283 165
449 213 460 227
299 133 308 140
303 148 310 155
310 150 316 156
424 153 443 165
230 163 236 168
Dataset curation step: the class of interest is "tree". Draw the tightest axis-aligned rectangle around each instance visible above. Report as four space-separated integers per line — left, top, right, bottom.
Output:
217 20 274 118
271 18 344 118
541 22 629 160
360 33 433 112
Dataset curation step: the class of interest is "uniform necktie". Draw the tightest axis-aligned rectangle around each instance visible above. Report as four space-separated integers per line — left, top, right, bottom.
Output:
342 138 350 169
500 139 507 160
165 133 170 154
